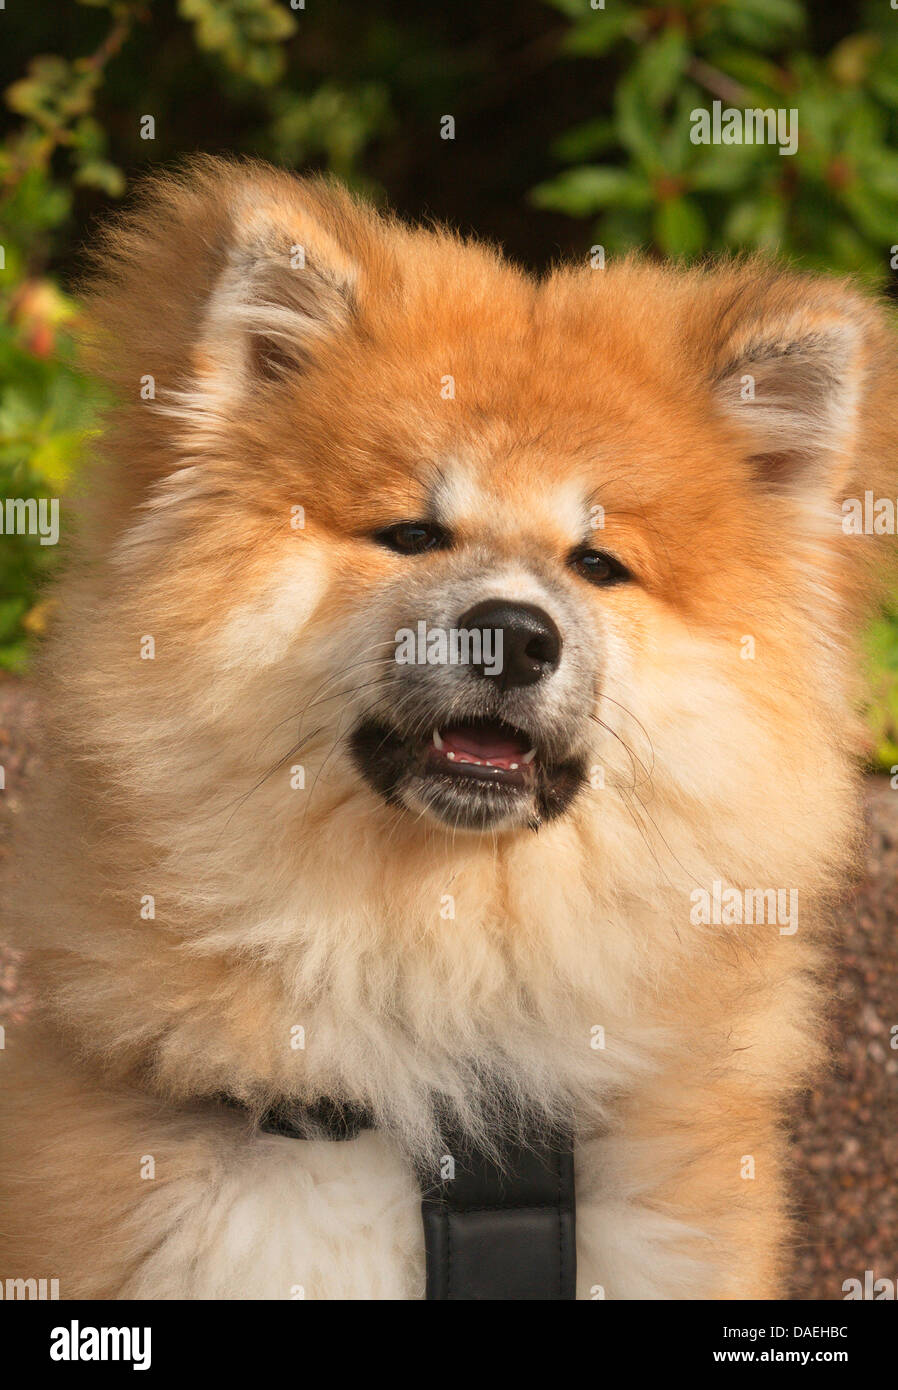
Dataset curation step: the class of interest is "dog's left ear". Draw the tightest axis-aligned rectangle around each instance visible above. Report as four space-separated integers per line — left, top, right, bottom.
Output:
704 275 875 500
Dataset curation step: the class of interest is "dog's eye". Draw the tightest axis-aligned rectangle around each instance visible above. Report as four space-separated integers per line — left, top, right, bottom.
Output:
374 521 451 555
568 547 630 586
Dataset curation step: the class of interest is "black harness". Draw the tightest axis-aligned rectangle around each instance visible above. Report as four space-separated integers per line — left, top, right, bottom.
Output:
235 1098 577 1300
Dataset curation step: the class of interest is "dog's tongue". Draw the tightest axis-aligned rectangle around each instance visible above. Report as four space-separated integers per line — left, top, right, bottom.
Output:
440 723 529 764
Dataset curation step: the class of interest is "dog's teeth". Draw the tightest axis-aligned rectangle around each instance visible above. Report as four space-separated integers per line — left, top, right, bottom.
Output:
510 763 519 771
521 748 537 764
432 728 444 750
447 751 456 761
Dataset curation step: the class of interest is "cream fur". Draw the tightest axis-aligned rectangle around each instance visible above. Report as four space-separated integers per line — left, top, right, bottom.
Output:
3 158 898 1299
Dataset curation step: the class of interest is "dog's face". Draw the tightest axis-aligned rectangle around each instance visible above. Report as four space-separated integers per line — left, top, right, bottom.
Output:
346 516 595 834
83 164 892 878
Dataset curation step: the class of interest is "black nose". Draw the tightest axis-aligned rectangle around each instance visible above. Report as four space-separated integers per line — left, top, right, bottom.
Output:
458 599 562 689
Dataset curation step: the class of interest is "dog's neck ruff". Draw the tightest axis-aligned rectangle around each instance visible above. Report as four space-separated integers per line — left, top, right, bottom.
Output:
229 1096 577 1300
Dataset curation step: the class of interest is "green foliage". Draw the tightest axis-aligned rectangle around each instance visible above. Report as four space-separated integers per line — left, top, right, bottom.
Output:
0 3 134 667
534 0 898 280
1 1 137 212
865 608 898 770
0 296 105 671
264 82 392 184
178 0 297 86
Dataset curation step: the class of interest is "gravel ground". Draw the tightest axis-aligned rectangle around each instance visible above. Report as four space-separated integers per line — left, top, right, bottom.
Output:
789 776 898 1299
1 675 895 1300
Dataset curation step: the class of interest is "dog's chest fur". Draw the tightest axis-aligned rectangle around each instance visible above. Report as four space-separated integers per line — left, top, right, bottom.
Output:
117 1126 713 1300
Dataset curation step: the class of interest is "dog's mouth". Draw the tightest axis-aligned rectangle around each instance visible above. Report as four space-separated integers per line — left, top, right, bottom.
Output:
349 714 584 831
429 719 536 787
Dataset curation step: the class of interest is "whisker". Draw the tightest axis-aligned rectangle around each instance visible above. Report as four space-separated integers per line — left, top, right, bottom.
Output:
593 691 656 782
589 713 649 792
216 724 327 839
252 646 393 757
630 786 703 889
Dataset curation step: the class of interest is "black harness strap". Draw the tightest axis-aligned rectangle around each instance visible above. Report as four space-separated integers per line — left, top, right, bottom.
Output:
223 1096 577 1300
419 1126 576 1300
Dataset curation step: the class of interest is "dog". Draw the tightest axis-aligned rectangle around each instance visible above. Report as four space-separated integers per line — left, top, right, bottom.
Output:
2 156 896 1299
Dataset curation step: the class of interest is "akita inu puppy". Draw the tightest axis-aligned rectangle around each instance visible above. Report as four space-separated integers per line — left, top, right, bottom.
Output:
2 158 896 1299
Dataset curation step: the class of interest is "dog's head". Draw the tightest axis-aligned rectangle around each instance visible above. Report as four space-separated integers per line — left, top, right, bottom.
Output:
79 159 895 867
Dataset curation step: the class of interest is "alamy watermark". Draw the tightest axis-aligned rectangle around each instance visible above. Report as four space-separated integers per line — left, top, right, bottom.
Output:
690 880 798 935
50 1321 151 1371
394 621 504 676
0 1276 59 1299
842 492 898 535
690 100 798 157
842 1270 896 1299
0 497 59 546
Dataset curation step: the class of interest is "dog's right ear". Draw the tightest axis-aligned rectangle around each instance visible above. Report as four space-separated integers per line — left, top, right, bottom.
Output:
89 158 378 442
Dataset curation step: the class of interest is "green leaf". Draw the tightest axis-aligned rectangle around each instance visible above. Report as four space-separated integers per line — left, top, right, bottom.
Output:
614 74 666 173
714 0 804 49
531 165 652 216
722 194 786 250
0 641 30 674
840 183 898 242
689 140 769 193
74 158 126 196
0 597 28 644
630 28 689 110
556 6 635 58
861 149 898 200
177 0 297 85
654 197 707 258
829 34 880 88
551 118 616 163
593 205 651 255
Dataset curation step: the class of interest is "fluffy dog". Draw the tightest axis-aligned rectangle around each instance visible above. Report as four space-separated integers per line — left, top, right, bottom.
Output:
2 157 896 1298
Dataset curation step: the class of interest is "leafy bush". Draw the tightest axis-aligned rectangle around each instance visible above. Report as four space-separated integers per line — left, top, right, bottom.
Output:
534 0 898 280
0 286 104 671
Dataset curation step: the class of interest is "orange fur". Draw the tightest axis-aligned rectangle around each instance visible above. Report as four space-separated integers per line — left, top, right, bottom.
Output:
3 158 897 1299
